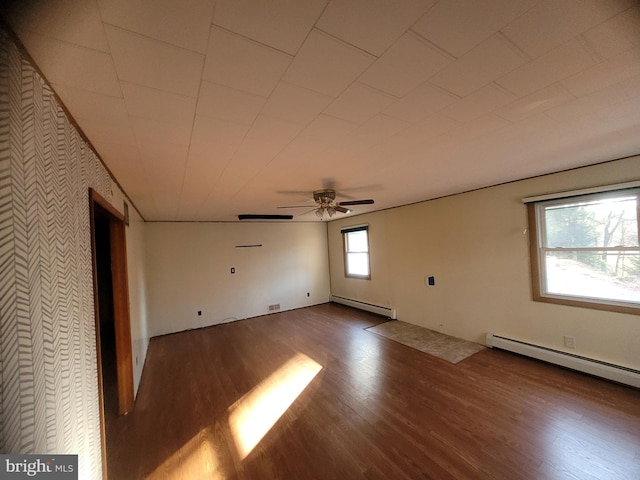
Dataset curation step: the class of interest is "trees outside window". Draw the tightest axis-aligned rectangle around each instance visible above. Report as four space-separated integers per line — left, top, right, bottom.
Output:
528 188 640 314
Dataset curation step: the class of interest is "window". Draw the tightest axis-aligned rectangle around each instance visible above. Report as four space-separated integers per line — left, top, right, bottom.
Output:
527 185 640 314
342 225 370 279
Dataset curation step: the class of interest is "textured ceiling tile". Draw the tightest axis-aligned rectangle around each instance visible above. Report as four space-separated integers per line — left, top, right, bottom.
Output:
412 0 539 58
75 115 137 146
496 38 598 97
233 143 280 170
325 135 377 165
203 27 292 97
6 0 640 222
299 114 360 142
442 84 515 123
396 113 461 144
352 114 412 142
197 82 267 125
138 143 188 199
501 0 635 59
213 0 328 55
270 136 331 168
496 84 574 122
233 115 305 162
561 47 640 97
19 33 121 97
179 148 232 208
209 150 268 199
283 30 375 97
582 5 640 59
92 140 150 195
105 25 204 97
384 82 459 123
429 34 527 97
440 114 511 143
5 0 110 52
121 82 197 126
138 140 189 162
358 32 453 97
324 83 398 124
243 115 304 147
130 116 193 147
190 116 249 152
148 190 181 219
97 0 214 53
316 0 437 56
261 83 334 125
545 74 640 122
51 84 128 125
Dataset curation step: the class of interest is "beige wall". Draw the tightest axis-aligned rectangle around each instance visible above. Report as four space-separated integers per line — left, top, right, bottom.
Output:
328 155 640 370
124 206 149 395
145 221 331 337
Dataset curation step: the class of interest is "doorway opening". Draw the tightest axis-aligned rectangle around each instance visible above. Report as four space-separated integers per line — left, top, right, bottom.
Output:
89 189 134 479
94 211 119 415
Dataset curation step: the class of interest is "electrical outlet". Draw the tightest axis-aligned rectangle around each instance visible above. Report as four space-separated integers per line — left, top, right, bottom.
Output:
198 310 202 316
564 335 576 349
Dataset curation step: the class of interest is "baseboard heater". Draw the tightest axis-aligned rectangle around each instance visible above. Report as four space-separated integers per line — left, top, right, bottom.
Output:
331 295 396 319
486 333 640 388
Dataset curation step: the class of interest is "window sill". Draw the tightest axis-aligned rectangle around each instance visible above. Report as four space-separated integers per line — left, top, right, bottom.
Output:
533 292 640 315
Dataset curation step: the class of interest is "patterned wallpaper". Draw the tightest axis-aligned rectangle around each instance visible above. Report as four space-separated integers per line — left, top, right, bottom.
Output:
1 26 118 479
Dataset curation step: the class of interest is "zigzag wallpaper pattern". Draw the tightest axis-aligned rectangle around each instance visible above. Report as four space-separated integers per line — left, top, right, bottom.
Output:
1 25 119 479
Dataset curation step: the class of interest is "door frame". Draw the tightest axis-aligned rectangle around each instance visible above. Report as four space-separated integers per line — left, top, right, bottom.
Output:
89 188 134 478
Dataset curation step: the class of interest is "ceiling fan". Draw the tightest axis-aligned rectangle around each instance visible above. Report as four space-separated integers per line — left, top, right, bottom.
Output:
279 189 374 219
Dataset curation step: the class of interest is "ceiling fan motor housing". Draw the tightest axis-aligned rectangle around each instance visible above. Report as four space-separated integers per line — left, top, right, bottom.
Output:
313 189 336 206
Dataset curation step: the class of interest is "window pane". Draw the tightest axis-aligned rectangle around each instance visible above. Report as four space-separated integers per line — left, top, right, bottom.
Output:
347 230 368 252
347 253 369 276
545 250 640 303
544 196 638 248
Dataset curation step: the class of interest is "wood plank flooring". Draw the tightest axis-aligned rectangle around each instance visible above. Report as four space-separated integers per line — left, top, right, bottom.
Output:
106 303 640 480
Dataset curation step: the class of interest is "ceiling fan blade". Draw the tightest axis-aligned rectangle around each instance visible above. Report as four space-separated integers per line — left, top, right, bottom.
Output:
238 214 293 220
335 206 351 214
338 199 374 206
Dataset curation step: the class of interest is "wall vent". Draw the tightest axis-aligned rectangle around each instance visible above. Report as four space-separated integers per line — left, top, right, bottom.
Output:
268 304 281 312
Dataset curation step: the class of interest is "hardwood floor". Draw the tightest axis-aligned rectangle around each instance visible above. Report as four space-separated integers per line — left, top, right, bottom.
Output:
106 303 640 480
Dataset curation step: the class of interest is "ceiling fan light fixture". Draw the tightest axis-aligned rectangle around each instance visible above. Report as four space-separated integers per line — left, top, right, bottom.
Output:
283 188 370 219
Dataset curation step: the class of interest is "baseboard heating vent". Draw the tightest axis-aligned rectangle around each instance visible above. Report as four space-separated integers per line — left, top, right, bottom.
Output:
331 295 396 319
486 333 640 388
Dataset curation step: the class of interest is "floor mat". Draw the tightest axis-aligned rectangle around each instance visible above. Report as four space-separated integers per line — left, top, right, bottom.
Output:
366 321 485 364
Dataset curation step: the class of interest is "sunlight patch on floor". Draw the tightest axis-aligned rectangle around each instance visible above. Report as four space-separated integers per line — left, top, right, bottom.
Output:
146 426 223 480
228 353 322 460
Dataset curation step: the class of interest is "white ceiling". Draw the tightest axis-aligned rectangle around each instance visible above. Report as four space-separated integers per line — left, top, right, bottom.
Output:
4 0 640 221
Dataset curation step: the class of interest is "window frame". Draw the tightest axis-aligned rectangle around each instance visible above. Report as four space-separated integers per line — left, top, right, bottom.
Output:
342 225 371 280
527 186 640 315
